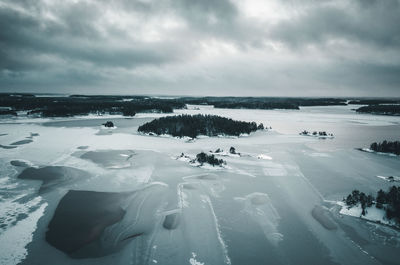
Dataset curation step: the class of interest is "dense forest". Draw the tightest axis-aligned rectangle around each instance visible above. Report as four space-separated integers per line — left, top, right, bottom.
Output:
4 94 400 117
0 109 17 116
348 99 400 105
0 94 185 117
195 152 225 166
369 140 400 155
212 101 299 110
356 105 400 115
138 114 264 138
344 186 400 223
179 97 347 110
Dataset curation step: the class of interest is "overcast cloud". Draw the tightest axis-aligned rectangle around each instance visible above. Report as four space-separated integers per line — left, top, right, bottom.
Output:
0 0 399 96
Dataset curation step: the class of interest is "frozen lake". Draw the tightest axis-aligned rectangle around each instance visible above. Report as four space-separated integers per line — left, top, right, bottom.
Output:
0 105 399 265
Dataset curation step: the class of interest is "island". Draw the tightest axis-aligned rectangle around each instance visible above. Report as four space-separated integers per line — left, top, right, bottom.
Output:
341 186 400 226
359 140 400 156
138 114 265 138
370 140 400 155
195 152 226 167
210 147 241 157
299 130 334 138
176 152 226 168
5 94 393 118
179 97 348 109
102 121 115 128
348 99 400 105
0 94 185 117
356 104 400 115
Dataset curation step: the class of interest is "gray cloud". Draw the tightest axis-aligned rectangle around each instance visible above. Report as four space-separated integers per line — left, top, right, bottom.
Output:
0 0 399 96
270 0 400 49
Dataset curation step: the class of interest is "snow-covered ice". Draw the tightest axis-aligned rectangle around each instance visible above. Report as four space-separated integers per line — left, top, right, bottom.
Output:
0 105 400 265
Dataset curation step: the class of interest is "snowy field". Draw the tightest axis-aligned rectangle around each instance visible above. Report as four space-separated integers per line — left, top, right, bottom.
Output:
0 105 400 265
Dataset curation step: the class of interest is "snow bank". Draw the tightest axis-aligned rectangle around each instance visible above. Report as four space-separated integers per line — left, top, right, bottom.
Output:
376 175 400 182
257 154 272 160
190 252 205 265
0 199 47 265
337 202 397 226
358 148 398 157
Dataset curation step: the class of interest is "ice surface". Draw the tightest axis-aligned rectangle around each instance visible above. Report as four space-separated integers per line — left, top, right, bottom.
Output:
235 192 283 246
17 166 91 193
80 150 135 169
0 105 400 265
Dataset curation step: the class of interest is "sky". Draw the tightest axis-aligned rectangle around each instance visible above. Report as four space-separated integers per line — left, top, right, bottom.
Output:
0 0 399 96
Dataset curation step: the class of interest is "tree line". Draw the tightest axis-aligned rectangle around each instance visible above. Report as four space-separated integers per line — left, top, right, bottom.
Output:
0 94 185 117
179 97 347 110
356 105 400 115
195 152 225 166
138 114 265 138
370 140 400 155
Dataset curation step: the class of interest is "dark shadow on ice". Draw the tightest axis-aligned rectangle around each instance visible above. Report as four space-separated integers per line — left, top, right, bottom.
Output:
46 190 132 257
77 145 89 150
311 205 337 230
10 139 33 145
10 159 33 168
17 166 91 193
163 212 181 230
0 144 18 149
45 183 168 259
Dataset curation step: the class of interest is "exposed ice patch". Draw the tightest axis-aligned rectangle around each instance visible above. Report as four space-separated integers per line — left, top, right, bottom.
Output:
262 163 287 176
201 195 231 265
235 192 283 246
308 152 331 158
80 150 135 169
